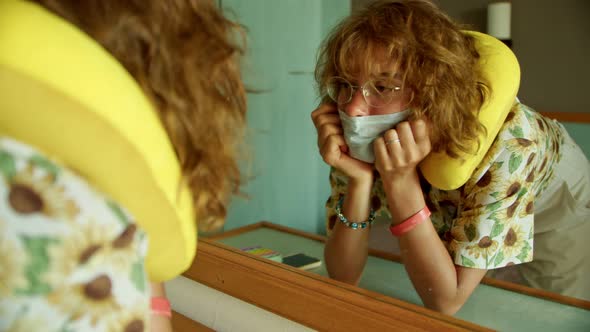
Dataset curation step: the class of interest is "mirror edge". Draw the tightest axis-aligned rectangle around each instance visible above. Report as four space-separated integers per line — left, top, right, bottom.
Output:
183 233 493 331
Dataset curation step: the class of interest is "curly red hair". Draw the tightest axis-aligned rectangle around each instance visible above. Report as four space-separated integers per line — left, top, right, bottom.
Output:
316 0 488 158
31 0 247 231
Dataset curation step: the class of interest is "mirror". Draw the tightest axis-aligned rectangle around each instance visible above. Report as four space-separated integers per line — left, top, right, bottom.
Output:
194 222 590 331
192 0 590 330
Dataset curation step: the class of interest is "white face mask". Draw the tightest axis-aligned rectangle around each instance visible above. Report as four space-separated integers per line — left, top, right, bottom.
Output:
339 109 411 163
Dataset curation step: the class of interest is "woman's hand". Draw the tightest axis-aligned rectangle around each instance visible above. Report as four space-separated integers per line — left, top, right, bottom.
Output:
374 119 431 184
311 103 373 183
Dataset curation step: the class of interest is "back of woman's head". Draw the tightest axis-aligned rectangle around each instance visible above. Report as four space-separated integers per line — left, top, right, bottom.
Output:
316 0 487 158
30 0 247 231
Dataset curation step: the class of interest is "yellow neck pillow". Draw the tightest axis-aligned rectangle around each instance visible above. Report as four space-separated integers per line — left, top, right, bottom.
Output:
0 0 196 282
420 31 521 190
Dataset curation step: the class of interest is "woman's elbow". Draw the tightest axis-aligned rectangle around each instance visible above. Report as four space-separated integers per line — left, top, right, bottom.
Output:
325 264 362 286
424 296 466 316
427 303 462 316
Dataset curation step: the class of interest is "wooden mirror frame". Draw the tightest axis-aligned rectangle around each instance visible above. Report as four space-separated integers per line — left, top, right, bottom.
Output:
174 112 589 331
184 231 490 331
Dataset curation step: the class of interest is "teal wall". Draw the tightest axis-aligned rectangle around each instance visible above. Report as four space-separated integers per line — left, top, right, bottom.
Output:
222 1 350 234
563 123 590 159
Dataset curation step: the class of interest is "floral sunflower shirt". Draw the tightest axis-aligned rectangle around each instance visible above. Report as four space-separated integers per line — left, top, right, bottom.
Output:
326 102 565 270
0 137 150 331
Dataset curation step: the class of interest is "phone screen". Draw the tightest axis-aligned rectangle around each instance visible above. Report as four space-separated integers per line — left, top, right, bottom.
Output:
282 253 322 270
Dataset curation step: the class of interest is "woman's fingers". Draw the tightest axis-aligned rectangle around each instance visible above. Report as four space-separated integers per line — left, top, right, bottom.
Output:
313 104 374 178
315 114 341 142
312 104 342 149
411 119 432 154
376 119 431 170
383 127 401 149
313 112 340 130
318 124 343 147
395 121 416 148
382 128 405 168
311 103 338 126
320 133 347 166
373 136 391 170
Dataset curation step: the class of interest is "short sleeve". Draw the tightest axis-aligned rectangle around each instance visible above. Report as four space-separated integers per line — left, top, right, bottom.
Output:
0 137 150 331
449 135 538 269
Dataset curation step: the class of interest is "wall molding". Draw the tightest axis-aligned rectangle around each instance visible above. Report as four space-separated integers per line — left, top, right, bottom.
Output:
540 111 590 123
171 310 214 332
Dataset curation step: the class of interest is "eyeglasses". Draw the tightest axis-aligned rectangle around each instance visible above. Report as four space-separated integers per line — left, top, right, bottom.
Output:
326 76 403 108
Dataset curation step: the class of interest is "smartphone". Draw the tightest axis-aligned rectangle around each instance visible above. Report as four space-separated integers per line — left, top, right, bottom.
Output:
282 253 322 270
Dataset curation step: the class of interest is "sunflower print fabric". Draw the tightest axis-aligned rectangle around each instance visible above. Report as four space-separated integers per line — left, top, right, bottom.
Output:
0 137 150 332
325 102 564 269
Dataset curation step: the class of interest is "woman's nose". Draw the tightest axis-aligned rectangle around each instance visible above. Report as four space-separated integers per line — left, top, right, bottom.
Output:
342 88 369 117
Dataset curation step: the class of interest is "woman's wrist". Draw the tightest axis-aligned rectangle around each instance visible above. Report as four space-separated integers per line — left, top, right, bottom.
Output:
334 174 374 229
151 297 172 318
383 171 426 224
150 283 171 318
348 170 374 189
390 206 431 236
389 198 427 225
346 176 374 208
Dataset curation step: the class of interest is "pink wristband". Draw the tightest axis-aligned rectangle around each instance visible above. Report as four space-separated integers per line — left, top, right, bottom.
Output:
389 206 431 237
151 297 172 318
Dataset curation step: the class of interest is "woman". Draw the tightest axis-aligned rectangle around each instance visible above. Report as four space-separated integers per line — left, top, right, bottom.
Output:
1 0 246 330
311 0 589 315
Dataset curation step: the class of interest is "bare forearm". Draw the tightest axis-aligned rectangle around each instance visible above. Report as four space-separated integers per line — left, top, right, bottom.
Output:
325 178 373 285
386 179 463 314
398 221 460 313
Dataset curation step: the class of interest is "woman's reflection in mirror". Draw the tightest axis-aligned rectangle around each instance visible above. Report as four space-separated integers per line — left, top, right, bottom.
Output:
311 0 590 315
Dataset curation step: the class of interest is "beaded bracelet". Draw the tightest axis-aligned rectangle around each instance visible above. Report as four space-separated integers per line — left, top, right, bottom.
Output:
335 197 376 230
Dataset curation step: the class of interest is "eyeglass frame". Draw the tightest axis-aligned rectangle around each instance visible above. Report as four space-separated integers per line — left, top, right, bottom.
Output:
325 76 404 108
